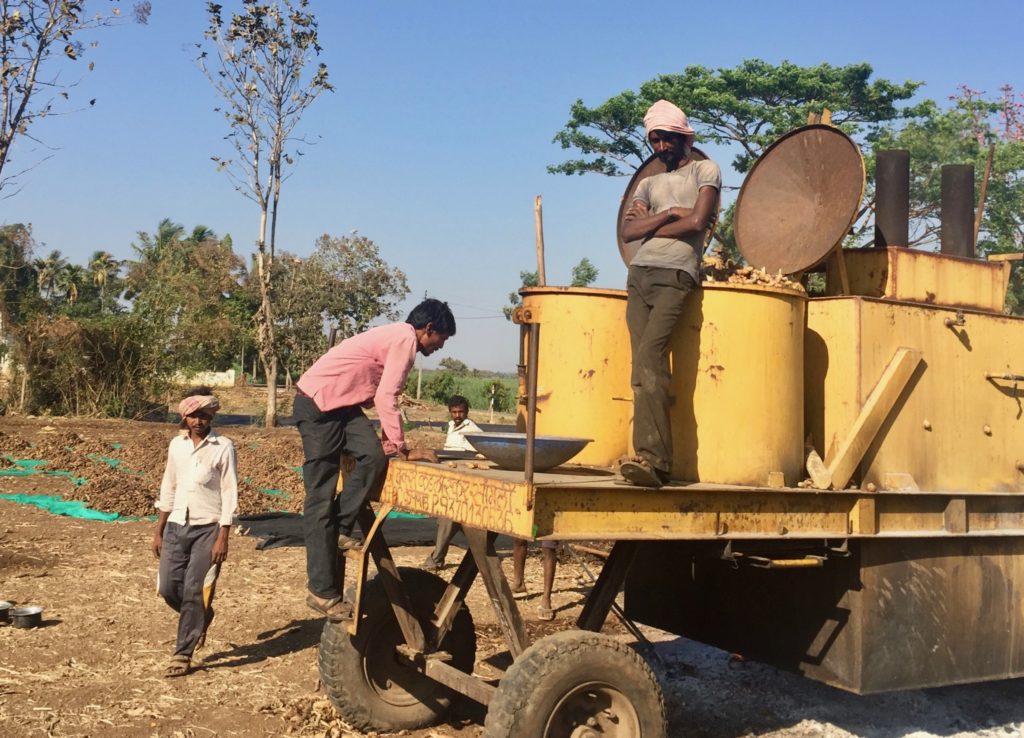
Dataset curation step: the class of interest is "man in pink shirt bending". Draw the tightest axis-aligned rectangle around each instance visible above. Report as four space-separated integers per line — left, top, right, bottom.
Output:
294 298 456 621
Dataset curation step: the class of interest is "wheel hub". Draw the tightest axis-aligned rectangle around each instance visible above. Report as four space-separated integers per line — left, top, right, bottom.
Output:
546 682 641 738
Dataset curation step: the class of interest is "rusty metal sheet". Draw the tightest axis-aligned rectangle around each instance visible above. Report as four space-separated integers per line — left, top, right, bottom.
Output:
735 124 864 275
625 537 1024 693
616 148 715 266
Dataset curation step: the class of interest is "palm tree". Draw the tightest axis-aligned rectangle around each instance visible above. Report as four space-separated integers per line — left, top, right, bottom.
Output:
55 264 86 305
189 225 217 244
126 218 185 299
89 251 122 311
155 218 186 252
33 250 67 300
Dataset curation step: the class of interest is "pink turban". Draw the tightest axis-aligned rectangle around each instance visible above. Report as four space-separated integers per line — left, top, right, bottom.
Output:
643 99 695 137
179 394 221 417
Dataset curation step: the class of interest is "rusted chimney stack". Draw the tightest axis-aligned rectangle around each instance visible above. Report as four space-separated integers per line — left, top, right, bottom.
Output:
941 164 975 258
875 150 910 248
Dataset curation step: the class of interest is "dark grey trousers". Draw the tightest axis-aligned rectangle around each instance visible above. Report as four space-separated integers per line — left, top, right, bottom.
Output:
429 517 460 567
625 265 697 474
294 394 388 599
158 521 219 658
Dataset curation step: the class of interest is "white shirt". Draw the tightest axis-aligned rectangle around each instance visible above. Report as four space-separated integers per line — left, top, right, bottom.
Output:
444 418 482 451
157 430 239 527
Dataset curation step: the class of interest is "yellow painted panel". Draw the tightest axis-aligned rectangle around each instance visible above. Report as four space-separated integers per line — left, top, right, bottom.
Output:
807 297 1024 493
533 487 849 539
830 247 1011 312
379 461 535 538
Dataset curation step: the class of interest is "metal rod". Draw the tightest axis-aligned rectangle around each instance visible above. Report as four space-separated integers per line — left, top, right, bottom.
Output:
524 323 539 484
941 164 976 258
534 195 546 286
568 544 660 659
875 150 910 248
974 144 996 248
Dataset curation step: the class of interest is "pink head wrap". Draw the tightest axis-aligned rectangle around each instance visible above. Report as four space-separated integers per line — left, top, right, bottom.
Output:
179 394 221 417
643 99 695 137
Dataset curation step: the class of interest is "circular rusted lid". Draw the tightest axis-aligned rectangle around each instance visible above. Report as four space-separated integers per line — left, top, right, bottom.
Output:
734 124 864 275
616 148 717 266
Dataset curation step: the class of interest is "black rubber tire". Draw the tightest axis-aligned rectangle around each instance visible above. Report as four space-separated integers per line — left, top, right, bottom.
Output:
484 630 667 738
318 567 476 732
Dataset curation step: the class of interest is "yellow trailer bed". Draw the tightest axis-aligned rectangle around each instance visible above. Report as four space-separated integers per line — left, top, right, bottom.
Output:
380 458 1024 542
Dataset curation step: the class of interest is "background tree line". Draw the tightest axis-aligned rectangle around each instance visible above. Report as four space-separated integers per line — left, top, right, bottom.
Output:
0 222 407 417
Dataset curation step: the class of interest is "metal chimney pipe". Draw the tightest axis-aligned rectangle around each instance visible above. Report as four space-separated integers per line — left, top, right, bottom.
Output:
941 164 975 258
875 150 910 248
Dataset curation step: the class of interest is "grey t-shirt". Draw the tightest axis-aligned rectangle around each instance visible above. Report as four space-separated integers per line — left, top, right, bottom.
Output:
629 158 722 280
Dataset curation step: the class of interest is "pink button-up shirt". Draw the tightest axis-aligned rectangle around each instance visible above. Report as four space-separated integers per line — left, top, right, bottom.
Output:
296 322 416 455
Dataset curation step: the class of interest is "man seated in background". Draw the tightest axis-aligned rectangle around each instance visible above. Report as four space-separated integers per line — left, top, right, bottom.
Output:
423 395 482 571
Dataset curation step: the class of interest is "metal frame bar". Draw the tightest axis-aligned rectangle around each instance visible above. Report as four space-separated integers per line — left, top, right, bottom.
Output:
576 541 639 632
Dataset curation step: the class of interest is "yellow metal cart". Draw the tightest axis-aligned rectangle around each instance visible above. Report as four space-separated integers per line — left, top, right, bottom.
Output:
315 127 1024 737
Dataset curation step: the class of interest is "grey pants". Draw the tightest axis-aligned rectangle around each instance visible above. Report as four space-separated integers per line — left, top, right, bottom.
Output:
158 522 219 658
294 394 388 600
429 517 460 567
625 265 697 474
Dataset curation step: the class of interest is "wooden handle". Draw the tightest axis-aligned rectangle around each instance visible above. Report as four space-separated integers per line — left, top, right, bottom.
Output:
534 195 546 286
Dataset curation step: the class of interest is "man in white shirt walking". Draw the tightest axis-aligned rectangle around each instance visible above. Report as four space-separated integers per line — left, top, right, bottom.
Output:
153 387 238 678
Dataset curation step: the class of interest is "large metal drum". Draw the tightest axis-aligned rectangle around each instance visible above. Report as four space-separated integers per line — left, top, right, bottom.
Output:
518 284 806 484
666 282 806 486
517 287 632 467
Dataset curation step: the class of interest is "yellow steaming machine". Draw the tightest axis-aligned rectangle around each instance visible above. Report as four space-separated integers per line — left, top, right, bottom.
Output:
320 126 1024 738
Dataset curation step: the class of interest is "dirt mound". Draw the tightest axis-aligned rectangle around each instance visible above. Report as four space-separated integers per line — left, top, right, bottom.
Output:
1 410 453 519
0 430 33 456
77 472 158 518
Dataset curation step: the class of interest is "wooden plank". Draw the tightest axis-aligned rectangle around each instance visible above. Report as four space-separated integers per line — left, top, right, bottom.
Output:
464 528 529 657
425 658 496 705
356 506 426 650
432 549 478 646
828 348 922 490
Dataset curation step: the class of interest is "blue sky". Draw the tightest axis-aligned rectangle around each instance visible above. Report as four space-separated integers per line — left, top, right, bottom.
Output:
3 0 1021 371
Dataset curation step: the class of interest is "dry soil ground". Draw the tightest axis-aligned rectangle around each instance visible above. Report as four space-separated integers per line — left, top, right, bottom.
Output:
2 391 1024 737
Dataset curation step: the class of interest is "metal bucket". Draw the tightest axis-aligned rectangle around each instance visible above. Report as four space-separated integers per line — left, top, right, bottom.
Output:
0 601 12 624
11 606 43 629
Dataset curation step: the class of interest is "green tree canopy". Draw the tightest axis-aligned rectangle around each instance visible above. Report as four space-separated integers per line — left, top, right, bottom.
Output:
307 232 410 340
125 219 246 372
550 60 926 178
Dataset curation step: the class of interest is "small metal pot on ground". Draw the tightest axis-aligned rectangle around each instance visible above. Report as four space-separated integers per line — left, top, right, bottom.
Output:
11 606 43 629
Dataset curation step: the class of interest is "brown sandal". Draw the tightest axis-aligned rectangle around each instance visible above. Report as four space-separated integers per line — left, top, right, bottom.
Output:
618 459 664 488
164 654 190 678
306 593 353 622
